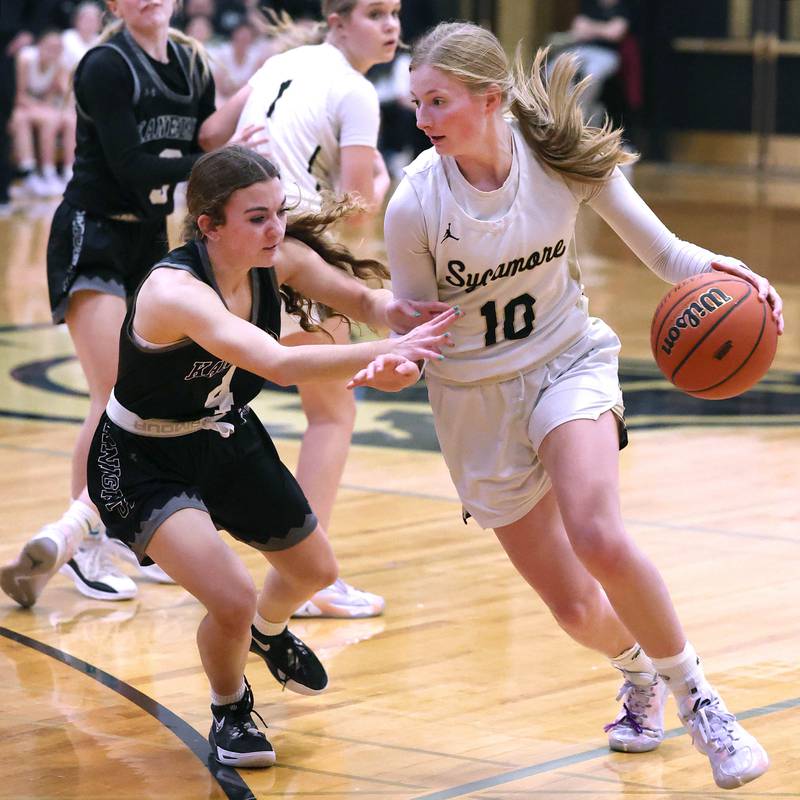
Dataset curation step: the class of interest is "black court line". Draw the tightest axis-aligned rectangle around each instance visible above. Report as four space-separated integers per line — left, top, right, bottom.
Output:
0 626 257 800
0 408 83 424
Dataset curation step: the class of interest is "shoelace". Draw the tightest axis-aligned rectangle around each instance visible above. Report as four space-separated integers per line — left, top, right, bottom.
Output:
604 680 656 734
692 699 738 754
228 683 268 740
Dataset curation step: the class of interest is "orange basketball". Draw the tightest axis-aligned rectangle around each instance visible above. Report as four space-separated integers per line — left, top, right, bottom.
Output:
650 273 778 399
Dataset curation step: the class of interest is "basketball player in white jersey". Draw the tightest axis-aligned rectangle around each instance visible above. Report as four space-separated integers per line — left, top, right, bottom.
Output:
199 0 401 619
349 22 784 791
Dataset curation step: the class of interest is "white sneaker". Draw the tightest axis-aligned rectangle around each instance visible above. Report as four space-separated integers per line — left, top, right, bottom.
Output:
605 670 668 753
59 530 137 601
40 171 65 197
106 537 175 583
292 578 385 619
679 692 769 789
0 524 69 608
22 172 51 198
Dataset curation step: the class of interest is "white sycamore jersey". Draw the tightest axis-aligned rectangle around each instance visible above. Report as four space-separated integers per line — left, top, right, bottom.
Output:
398 122 590 384
388 120 729 386
238 42 380 211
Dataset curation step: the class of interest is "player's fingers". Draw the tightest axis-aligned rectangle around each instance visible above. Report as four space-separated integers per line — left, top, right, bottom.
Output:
767 286 784 333
394 361 417 376
408 300 452 317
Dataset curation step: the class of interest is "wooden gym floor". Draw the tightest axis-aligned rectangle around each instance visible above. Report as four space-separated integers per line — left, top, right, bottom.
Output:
0 164 798 799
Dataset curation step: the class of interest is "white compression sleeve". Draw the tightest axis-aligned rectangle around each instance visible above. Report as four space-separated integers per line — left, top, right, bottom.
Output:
587 168 743 284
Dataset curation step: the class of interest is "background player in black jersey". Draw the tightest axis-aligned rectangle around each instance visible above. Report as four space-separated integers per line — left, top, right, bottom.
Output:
84 145 456 766
1 0 259 608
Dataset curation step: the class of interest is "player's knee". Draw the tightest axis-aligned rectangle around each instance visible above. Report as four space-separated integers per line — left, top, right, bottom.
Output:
302 552 339 594
305 390 356 429
549 592 603 639
210 583 258 634
570 524 632 581
307 553 338 593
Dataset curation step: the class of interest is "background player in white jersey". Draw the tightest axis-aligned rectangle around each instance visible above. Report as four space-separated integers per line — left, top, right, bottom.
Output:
351 22 784 791
199 0 401 619
85 145 456 766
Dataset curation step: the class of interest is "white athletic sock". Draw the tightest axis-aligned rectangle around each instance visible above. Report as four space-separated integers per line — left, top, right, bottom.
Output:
19 158 35 173
253 612 287 637
211 679 246 707
45 499 101 559
41 164 57 178
651 642 711 710
610 643 657 685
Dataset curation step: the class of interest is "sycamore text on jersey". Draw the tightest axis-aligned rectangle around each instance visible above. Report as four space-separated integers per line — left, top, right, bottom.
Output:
445 238 567 294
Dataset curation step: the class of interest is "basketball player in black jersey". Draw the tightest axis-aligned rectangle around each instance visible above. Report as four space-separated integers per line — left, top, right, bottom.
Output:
1 0 254 608
83 146 455 765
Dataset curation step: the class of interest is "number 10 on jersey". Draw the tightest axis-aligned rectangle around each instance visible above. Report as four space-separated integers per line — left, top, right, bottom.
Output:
479 293 536 346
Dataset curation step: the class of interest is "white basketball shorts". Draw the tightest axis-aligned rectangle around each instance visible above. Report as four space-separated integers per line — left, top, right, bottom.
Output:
427 317 625 529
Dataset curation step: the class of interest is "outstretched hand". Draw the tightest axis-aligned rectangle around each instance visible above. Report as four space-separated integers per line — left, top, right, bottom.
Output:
711 259 784 334
385 298 455 334
347 354 420 392
393 306 460 363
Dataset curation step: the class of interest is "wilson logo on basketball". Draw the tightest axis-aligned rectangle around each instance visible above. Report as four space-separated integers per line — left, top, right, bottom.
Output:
659 288 733 356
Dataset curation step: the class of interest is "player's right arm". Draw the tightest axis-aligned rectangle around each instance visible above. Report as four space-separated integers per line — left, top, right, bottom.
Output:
134 268 456 386
198 83 253 151
384 178 441 303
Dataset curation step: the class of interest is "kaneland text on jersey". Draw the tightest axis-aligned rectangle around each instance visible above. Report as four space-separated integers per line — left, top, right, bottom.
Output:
138 114 197 144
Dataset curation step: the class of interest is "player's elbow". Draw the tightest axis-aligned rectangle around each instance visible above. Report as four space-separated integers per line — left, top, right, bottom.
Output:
198 122 221 152
262 350 296 387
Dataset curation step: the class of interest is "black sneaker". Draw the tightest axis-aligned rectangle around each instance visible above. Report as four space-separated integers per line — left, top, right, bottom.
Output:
249 625 328 695
209 680 275 768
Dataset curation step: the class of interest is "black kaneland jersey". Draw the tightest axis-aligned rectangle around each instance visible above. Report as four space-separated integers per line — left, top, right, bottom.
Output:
66 28 212 221
115 241 282 422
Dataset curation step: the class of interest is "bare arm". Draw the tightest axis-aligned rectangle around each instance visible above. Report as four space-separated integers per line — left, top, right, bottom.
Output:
275 237 451 333
134 268 456 386
274 237 391 328
372 149 391 209
198 83 253 151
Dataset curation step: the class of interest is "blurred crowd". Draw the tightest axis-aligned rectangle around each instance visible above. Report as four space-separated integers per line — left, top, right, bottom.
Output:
1 0 636 211
1 0 438 210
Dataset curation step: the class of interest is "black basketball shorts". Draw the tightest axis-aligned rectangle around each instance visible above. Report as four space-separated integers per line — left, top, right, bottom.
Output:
47 201 169 323
87 406 317 563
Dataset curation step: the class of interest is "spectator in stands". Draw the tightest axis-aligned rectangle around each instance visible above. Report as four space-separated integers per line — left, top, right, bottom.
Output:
185 15 216 47
62 2 103 73
552 0 631 125
211 21 265 102
0 0 59 215
11 29 76 197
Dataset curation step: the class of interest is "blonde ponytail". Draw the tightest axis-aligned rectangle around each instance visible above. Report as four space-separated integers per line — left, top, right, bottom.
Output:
509 46 636 184
253 9 327 54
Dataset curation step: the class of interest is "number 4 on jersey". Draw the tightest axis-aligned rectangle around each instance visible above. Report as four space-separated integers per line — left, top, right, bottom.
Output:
149 148 183 205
